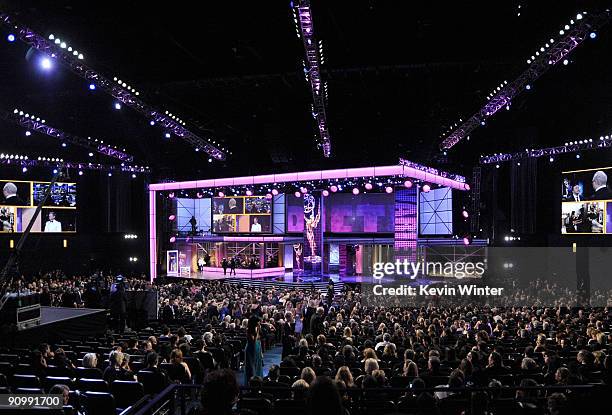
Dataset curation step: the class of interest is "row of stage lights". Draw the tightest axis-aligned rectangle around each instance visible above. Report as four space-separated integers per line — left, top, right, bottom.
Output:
6 31 228 157
48 34 84 59
13 109 45 123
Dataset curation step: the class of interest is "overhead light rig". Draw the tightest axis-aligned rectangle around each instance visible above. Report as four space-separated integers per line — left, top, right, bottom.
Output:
0 12 229 161
0 151 150 174
440 10 611 150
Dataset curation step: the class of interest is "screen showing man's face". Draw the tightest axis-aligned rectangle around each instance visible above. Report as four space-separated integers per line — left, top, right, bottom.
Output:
48 213 55 221
573 185 580 195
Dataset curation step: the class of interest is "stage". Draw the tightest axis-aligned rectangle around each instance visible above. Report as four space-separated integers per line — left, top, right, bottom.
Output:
0 306 107 348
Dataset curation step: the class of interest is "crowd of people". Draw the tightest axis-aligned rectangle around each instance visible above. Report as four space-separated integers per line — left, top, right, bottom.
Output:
1 273 611 414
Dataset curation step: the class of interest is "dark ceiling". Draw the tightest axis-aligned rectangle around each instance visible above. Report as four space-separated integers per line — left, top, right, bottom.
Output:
0 0 610 181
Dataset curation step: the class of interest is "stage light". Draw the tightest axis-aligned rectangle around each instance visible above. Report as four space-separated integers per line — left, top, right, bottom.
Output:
60 41 67 48
169 236 176 243
403 180 413 188
40 57 53 70
549 157 554 162
563 59 569 65
294 191 301 198
265 193 272 199
196 192 203 198
218 191 224 197
525 84 531 90
168 192 175 198
89 83 96 90
422 184 431 192
246 190 253 196
462 210 469 218
322 190 329 197
164 132 171 139
385 186 393 194
576 154 581 159
53 169 58 174
271 189 279 196
590 32 597 39
7 34 15 42
88 152 94 157
463 237 470 246
61 142 67 148
168 215 176 221
576 13 583 20
114 102 122 110
364 183 373 190
25 131 31 136
208 158 212 163
78 170 83 176
149 120 155 126
108 172 112 177
352 188 360 195
330 185 338 193
22 167 27 173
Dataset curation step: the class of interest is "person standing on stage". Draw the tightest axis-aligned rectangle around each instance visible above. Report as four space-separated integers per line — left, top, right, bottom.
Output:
222 258 228 275
230 257 237 275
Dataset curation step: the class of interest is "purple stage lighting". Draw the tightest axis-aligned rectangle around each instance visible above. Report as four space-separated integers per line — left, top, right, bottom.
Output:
149 120 155 126
404 180 413 188
78 170 83 176
265 193 272 199
271 189 279 196
463 237 471 245
462 210 469 218
114 102 122 110
164 132 171 139
294 191 301 198
352 187 360 195
218 191 225 197
322 189 329 197
168 192 175 198
365 183 373 190
422 184 431 192
169 236 176 243
21 166 27 173
245 190 253 196
89 83 96 90
330 185 338 193
385 186 393 193
7 34 15 42
168 214 176 221
25 131 31 136
196 192 203 198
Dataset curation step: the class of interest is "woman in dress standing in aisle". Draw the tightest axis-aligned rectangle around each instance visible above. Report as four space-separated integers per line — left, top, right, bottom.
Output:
244 315 263 384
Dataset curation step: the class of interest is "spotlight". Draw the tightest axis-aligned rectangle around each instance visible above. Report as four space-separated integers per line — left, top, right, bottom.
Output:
271 189 279 196
352 188 360 195
40 57 53 70
422 184 431 192
149 120 155 126
208 158 212 163
61 142 67 148
88 152 94 157
114 102 122 110
403 180 413 188
53 169 58 174
131 174 137 178
245 190 253 196
462 210 469 219
22 167 27 173
385 186 393 194
218 191 225 197
25 131 31 136
562 59 569 65
265 193 273 199
294 191 301 198
78 170 83 176
169 236 176 243
364 183 373 190
168 192 175 198
7 34 15 42
463 237 471 246
330 185 338 193
196 192 203 198
168 215 176 221
590 32 597 39
108 172 112 177
164 132 171 139
549 157 554 162
525 84 531 90
322 190 330 197
576 154 581 159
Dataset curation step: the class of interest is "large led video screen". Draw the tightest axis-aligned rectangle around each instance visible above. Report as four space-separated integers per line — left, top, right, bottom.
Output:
0 179 77 233
325 193 395 233
561 167 611 234
212 196 272 233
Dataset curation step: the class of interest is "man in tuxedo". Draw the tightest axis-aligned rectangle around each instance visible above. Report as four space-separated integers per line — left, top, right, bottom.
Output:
2 182 25 205
564 185 583 202
590 171 612 200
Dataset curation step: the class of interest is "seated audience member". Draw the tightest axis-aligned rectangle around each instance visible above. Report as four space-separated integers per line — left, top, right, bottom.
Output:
307 376 345 415
82 352 103 376
301 366 316 385
166 349 192 383
199 369 239 415
291 379 310 400
103 350 135 383
335 366 355 388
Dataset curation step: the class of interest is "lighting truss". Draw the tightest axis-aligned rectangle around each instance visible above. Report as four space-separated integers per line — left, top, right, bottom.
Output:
0 152 150 173
292 0 332 157
440 9 611 150
480 134 612 164
3 108 134 162
0 13 228 161
398 158 467 183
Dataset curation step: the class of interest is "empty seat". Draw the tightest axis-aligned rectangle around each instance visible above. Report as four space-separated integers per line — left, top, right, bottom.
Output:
74 367 103 379
137 370 168 395
14 364 35 375
82 391 116 415
238 397 273 415
77 378 108 393
11 374 40 388
15 387 44 394
111 380 144 409
45 365 74 378
44 376 74 392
